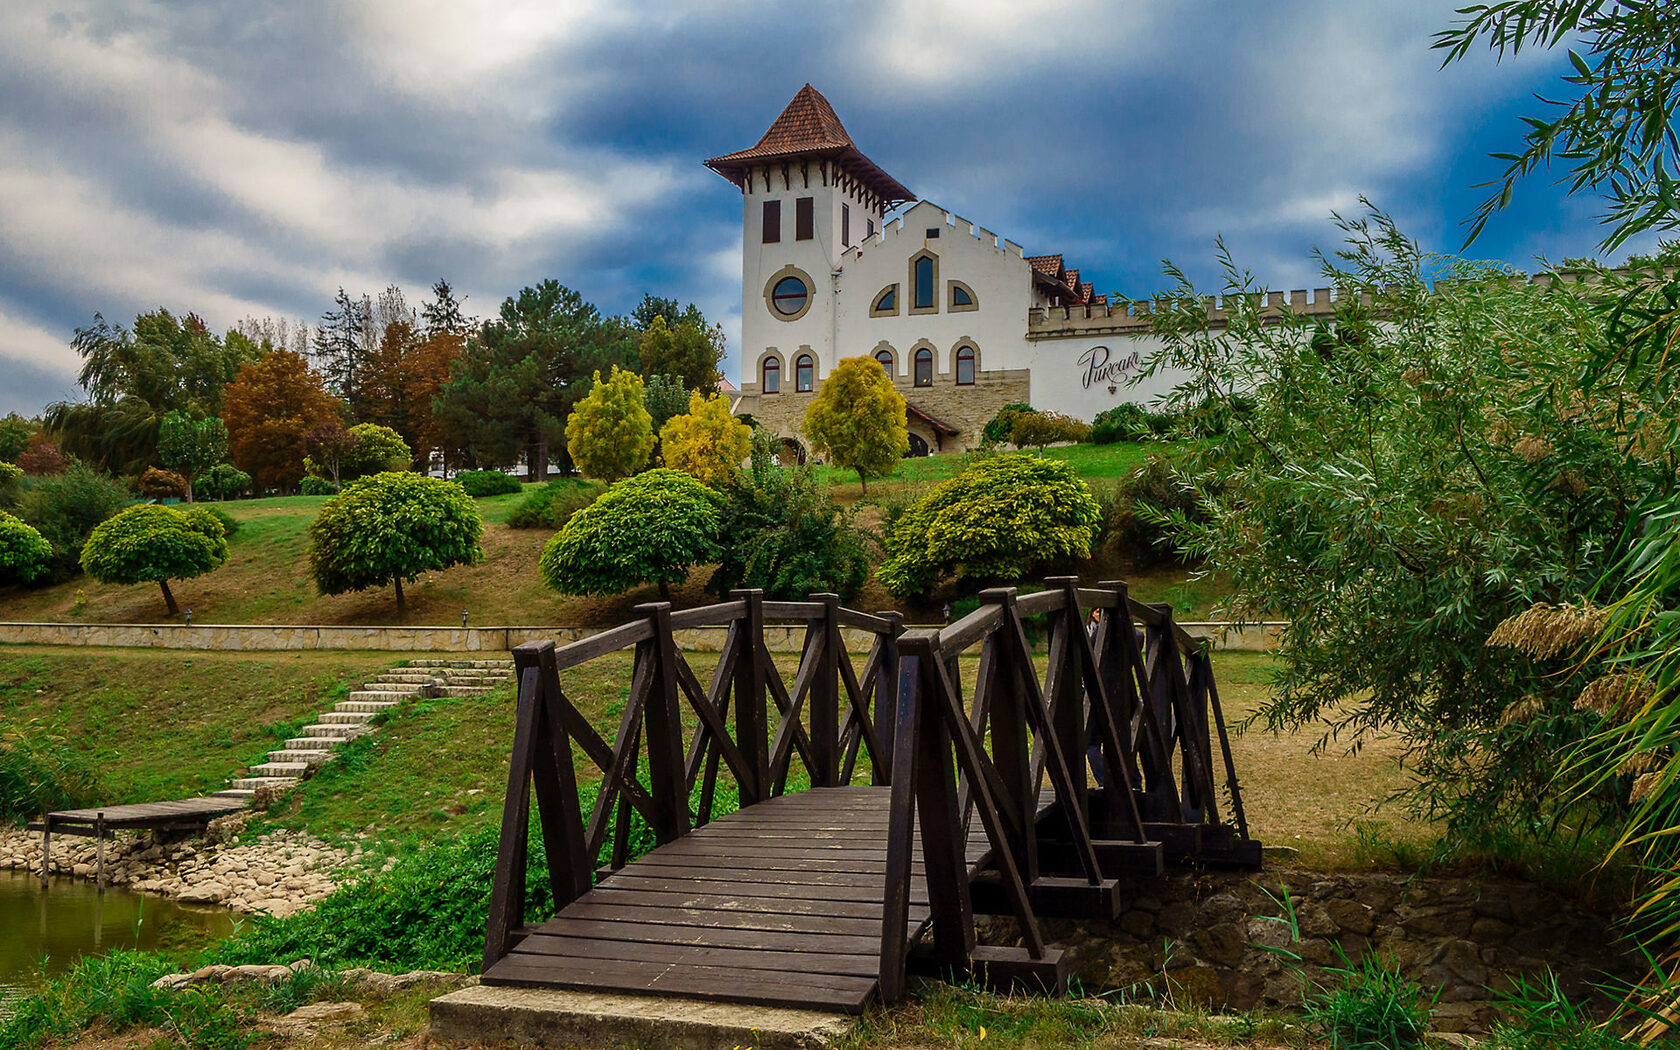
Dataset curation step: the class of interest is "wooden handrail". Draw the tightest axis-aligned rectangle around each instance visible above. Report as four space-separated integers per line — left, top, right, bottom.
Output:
485 577 1257 1001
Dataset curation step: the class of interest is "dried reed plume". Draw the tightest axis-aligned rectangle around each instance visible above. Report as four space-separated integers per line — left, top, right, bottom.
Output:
1621 751 1662 777
1486 602 1606 659
1632 772 1663 806
1513 434 1554 462
1498 695 1547 727
1575 673 1655 721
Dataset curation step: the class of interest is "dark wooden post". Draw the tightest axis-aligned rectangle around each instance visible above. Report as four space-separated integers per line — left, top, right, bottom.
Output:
635 602 690 843
1201 652 1250 839
39 813 50 887
979 587 1036 884
879 638 923 1000
731 589 769 806
483 656 542 970
533 641 590 906
95 812 105 892
901 629 974 967
1045 576 1088 819
873 611 903 779
812 593 842 787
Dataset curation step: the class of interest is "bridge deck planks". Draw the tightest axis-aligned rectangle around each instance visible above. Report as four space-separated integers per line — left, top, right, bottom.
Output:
480 786 930 1013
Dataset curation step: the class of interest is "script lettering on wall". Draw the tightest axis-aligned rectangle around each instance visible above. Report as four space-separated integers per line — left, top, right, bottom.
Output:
1077 345 1143 394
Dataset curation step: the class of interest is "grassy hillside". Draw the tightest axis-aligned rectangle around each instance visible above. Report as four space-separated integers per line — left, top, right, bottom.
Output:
0 443 1228 627
0 646 399 805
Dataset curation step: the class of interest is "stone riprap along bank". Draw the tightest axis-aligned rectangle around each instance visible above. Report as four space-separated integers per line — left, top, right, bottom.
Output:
0 823 377 917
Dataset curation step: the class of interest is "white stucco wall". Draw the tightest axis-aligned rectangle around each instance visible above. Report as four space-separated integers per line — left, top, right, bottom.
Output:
833 201 1035 384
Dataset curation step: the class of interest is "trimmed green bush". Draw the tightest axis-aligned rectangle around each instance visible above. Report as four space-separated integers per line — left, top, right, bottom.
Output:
80 504 229 616
1096 457 1219 570
878 454 1101 597
137 466 188 498
506 479 603 530
308 472 483 612
1008 410 1091 448
708 432 871 601
1090 403 1149 444
982 402 1035 445
298 475 339 496
453 469 523 497
16 464 131 581
196 462 253 500
0 512 53 585
540 468 721 599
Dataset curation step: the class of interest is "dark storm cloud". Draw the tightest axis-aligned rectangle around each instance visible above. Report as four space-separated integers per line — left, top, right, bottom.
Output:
0 0 1622 416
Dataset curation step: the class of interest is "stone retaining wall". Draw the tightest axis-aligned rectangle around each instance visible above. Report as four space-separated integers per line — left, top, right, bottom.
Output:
0 620 1280 653
980 866 1636 1034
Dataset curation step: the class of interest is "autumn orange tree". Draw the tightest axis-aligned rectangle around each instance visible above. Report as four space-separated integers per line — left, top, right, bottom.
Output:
221 349 340 493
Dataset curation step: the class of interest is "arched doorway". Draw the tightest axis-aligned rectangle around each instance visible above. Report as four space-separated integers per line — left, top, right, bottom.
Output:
906 433 930 458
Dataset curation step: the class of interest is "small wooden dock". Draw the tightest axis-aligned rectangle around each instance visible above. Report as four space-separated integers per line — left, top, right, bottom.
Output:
31 796 247 888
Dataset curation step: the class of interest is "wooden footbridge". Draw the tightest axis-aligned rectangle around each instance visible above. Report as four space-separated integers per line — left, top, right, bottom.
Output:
480 577 1258 1012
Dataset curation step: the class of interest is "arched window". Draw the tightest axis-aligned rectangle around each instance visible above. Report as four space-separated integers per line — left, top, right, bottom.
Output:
875 349 894 374
914 347 933 387
796 353 815 392
949 281 977 311
872 285 898 316
913 256 936 310
762 357 780 394
955 345 975 385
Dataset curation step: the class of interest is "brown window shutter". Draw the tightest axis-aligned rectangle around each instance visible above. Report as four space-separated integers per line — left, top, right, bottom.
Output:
763 200 781 244
796 197 814 241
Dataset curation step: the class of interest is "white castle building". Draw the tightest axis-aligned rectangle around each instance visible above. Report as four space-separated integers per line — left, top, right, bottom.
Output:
711 84 1339 454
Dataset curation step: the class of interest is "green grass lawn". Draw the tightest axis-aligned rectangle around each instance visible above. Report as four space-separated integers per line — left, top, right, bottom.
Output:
0 646 400 806
815 440 1168 501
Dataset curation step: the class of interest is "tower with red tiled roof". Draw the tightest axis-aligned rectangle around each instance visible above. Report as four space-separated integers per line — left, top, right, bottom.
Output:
709 85 913 399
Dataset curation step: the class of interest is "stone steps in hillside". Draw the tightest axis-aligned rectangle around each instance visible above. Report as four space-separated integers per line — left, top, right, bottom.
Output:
265 749 335 763
250 761 311 777
319 711 378 726
336 699 401 714
299 723 368 740
229 776 299 791
349 689 417 702
430 685 499 698
409 659 513 669
285 736 348 750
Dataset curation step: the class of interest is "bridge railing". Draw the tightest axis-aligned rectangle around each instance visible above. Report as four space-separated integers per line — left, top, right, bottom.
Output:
877 576 1254 996
481 588 902 970
482 578 1257 992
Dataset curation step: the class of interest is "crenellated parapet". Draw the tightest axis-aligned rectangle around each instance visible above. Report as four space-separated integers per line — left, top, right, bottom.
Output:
840 201 1026 267
1027 287 1354 341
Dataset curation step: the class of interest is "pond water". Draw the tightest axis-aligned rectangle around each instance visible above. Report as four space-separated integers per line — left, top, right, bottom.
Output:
0 869 237 1010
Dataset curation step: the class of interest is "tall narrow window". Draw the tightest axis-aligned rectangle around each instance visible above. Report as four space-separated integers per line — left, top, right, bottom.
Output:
796 353 815 392
875 349 894 373
914 256 935 310
842 204 850 246
795 197 814 240
867 219 876 238
955 345 975 385
914 348 933 387
762 357 780 393
762 200 781 244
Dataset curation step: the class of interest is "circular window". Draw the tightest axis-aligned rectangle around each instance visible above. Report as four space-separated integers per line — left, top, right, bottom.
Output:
771 276 809 316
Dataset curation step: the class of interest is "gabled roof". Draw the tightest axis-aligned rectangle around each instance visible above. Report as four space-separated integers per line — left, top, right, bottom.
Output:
906 401 961 436
705 84 913 204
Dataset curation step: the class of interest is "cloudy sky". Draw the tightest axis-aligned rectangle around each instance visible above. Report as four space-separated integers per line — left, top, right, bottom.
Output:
0 1 1620 415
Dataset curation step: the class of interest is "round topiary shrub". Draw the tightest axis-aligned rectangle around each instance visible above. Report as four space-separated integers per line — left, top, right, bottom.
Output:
299 475 339 496
137 467 189 498
453 470 523 497
80 504 229 616
0 512 53 585
877 454 1101 597
308 472 483 612
540 468 721 600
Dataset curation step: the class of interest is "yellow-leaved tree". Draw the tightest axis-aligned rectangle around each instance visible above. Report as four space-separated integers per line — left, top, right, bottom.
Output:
565 366 654 482
801 356 908 493
660 391 752 487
